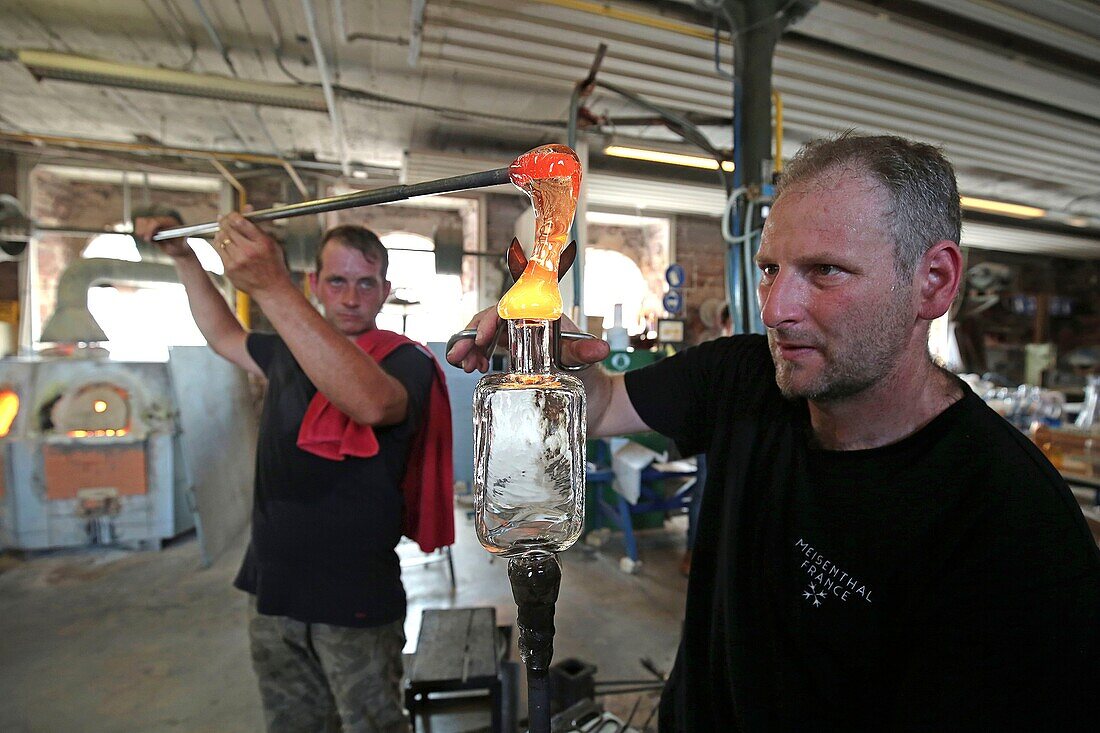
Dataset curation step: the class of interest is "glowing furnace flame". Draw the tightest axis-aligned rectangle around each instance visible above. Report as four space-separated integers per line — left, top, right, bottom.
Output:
0 390 18 438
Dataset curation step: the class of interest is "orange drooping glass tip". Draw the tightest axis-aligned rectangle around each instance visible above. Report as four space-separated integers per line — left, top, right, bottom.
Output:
497 144 581 321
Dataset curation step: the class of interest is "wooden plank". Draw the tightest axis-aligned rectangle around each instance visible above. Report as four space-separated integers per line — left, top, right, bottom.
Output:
464 607 498 680
412 609 469 682
409 607 498 686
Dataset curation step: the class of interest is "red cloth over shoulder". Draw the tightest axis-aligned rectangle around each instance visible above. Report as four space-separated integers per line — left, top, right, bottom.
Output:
297 329 455 552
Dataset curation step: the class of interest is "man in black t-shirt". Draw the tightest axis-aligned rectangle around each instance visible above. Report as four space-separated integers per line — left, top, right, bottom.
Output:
142 214 428 732
449 134 1100 730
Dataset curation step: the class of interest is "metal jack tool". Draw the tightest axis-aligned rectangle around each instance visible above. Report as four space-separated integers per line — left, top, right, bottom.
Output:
445 238 594 371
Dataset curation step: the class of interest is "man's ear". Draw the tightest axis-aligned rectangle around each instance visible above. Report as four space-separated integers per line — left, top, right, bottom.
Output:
917 240 963 321
308 271 319 296
382 279 392 302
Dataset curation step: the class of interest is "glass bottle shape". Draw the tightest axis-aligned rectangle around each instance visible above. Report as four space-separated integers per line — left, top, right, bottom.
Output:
473 319 586 556
1077 374 1100 431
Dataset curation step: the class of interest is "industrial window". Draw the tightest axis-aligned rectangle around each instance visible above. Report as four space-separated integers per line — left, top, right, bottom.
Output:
583 212 671 335
82 233 224 273
929 313 962 371
583 249 648 334
375 231 478 345
79 233 225 361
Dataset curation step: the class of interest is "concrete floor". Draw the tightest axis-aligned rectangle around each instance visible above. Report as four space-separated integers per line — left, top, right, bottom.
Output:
0 508 690 733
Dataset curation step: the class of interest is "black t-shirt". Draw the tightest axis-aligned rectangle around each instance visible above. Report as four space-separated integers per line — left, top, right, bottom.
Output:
625 335 1100 731
233 332 435 627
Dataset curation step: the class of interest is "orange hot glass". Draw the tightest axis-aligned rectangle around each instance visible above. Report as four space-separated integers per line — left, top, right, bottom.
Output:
496 145 582 321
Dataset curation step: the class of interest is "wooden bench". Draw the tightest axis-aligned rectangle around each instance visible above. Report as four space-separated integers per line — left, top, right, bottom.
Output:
404 607 510 733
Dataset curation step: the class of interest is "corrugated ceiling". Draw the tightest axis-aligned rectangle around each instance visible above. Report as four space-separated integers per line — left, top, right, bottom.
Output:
0 0 1097 256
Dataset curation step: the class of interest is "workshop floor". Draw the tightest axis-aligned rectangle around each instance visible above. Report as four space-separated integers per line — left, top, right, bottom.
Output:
0 508 690 733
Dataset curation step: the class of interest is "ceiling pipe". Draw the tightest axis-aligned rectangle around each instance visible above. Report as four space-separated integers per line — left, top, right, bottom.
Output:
192 0 237 76
207 157 247 209
40 259 226 343
333 0 348 44
300 0 351 177
14 48 326 111
699 0 817 335
409 0 427 67
531 0 715 40
0 131 319 198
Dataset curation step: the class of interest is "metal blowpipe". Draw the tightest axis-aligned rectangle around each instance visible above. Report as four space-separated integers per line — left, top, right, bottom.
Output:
151 167 512 241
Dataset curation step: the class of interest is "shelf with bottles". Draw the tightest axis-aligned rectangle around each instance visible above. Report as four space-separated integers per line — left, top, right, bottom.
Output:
1030 424 1099 479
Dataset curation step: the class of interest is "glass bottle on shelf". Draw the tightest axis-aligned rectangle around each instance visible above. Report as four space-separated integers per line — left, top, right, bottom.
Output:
1076 375 1100 431
473 317 586 556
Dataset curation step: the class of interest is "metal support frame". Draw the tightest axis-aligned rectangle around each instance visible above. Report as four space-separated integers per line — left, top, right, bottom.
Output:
408 0 427 67
706 0 817 335
205 158 252 326
301 0 351 177
0 132 316 201
566 43 734 320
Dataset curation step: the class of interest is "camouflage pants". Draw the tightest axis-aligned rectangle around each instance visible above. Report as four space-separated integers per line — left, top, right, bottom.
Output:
247 597 411 733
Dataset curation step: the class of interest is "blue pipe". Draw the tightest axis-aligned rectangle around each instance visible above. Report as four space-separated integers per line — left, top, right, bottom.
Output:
727 75 746 334
567 86 583 313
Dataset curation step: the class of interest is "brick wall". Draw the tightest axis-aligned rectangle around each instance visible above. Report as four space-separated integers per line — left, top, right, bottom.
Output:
674 214 727 344
29 168 219 340
30 172 219 230
483 193 527 308
0 152 16 199
588 221 668 298
480 203 731 345
326 201 463 241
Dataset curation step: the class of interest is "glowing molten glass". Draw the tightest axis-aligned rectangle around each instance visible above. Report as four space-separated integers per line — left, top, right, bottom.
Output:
0 390 18 438
497 145 582 321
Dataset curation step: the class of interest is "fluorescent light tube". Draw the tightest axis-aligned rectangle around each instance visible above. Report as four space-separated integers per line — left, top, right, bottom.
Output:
960 196 1045 219
605 145 734 172
18 49 326 112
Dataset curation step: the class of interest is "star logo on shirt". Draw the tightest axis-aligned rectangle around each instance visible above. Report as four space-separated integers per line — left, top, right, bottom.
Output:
802 582 826 608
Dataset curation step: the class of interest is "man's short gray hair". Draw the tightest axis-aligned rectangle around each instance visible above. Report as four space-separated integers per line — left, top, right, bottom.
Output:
776 132 961 281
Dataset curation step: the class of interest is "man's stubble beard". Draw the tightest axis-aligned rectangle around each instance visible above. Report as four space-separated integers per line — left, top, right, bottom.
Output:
769 286 914 403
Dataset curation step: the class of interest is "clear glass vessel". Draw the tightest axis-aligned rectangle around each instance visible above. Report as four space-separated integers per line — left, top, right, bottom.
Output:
1077 375 1100 431
473 319 586 556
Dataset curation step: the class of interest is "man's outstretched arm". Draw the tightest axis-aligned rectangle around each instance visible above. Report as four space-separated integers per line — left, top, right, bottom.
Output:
135 215 262 378
214 213 408 427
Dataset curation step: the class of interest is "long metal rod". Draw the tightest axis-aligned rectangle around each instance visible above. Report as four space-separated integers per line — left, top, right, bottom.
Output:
153 167 512 240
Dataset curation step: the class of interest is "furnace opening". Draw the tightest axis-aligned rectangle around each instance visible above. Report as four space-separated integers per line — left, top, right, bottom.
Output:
40 382 131 438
